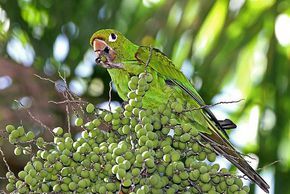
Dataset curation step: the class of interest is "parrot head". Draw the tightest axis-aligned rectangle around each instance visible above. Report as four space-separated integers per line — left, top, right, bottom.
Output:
90 29 138 69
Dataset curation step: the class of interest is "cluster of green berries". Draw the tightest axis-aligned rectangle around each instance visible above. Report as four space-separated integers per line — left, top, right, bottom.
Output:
5 125 35 156
3 71 250 193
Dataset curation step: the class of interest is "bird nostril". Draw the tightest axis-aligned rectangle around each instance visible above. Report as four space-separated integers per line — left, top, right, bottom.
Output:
103 46 110 54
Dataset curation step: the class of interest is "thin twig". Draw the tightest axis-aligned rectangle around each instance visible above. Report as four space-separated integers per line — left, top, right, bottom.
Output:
58 70 66 83
257 160 280 172
33 74 55 84
182 99 244 112
66 103 71 134
145 46 153 67
66 90 84 115
0 190 7 194
48 100 86 104
27 110 54 136
63 91 77 131
15 100 54 136
242 153 256 160
108 81 113 112
0 147 11 172
215 171 247 180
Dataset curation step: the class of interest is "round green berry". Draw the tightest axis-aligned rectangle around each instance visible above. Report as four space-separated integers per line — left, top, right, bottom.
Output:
14 147 22 156
6 183 15 192
86 103 95 113
117 168 126 179
200 173 210 183
5 124 15 133
68 182 77 191
75 117 83 126
104 113 113 122
226 177 235 185
26 131 35 140
122 179 132 187
53 127 63 136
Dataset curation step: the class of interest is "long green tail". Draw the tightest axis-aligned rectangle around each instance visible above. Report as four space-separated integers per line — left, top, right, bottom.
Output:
201 117 270 193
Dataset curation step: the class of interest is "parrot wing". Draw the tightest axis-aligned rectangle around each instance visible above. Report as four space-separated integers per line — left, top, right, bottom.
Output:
135 46 235 138
135 46 270 193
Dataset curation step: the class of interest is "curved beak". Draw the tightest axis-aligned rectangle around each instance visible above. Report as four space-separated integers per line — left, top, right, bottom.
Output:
92 38 107 52
92 38 122 69
93 38 116 63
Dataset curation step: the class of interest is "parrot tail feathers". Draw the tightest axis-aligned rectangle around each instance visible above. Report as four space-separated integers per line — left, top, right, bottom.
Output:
200 132 270 193
218 119 237 130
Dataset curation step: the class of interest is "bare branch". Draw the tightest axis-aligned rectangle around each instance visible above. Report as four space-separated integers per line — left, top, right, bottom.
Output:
33 74 55 84
66 103 71 134
109 80 113 112
257 160 280 172
0 147 12 172
182 99 244 112
27 110 54 136
48 100 87 105
145 46 153 67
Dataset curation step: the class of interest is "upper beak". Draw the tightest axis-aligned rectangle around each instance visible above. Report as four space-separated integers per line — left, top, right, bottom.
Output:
92 38 116 63
92 38 107 52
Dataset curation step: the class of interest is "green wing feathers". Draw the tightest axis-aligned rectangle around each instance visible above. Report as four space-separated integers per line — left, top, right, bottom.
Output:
135 46 232 138
135 46 204 103
135 46 270 193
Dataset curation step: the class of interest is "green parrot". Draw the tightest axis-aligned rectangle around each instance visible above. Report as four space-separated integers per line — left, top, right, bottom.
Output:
90 29 270 193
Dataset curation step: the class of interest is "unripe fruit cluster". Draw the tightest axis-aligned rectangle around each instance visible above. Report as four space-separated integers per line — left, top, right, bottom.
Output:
3 71 249 193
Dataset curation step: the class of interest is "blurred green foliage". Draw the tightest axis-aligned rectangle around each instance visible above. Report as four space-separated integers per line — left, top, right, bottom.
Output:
0 0 290 193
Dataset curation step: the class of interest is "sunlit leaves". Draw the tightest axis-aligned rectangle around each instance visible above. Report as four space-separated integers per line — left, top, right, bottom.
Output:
275 14 290 46
172 30 193 69
0 6 10 42
19 1 49 29
180 0 199 29
193 0 228 60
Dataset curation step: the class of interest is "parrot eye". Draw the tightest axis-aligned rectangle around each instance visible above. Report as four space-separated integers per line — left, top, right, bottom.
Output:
109 33 117 42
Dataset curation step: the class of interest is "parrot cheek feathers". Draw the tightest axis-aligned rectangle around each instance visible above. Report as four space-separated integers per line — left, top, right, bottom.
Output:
108 49 117 61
